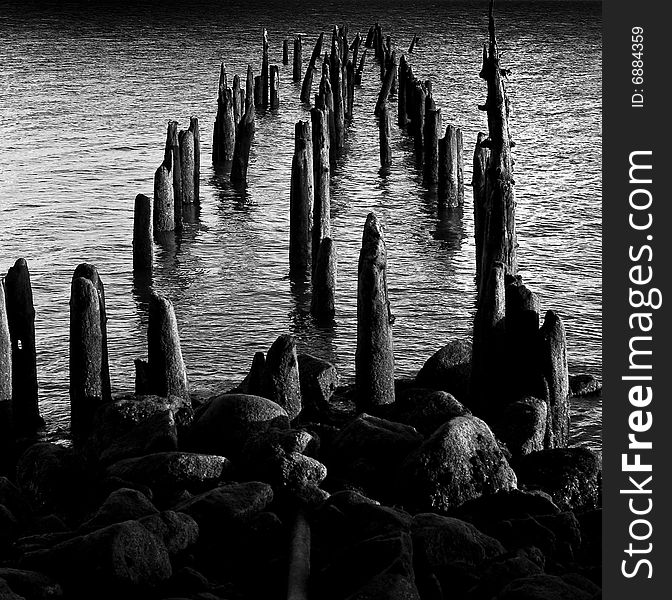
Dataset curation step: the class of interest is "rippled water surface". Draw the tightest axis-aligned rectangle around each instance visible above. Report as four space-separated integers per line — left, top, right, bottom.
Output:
0 0 601 449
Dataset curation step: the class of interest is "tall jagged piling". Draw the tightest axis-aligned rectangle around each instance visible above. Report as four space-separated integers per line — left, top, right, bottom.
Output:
190 116 200 202
289 121 314 276
153 157 174 233
330 51 345 152
423 104 442 184
138 293 189 400
311 238 336 322
0 279 12 458
4 259 42 431
540 310 570 448
345 59 355 120
378 102 392 168
213 65 236 166
355 213 395 411
133 193 153 273
397 54 408 127
408 34 419 53
261 28 270 107
254 76 263 107
301 33 324 103
374 50 397 117
472 132 490 279
311 106 330 265
167 121 183 218
232 75 242 125
355 50 367 85
270 65 280 109
283 38 289 65
411 81 427 156
293 36 303 82
439 124 463 207
179 127 195 205
69 275 103 441
318 72 336 166
231 65 256 184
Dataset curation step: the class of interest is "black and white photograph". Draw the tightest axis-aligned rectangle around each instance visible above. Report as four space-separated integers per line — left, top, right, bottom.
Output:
0 0 620 598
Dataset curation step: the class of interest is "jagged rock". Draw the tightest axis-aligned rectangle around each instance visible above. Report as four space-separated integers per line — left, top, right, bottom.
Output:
465 553 542 600
490 516 558 558
298 353 339 413
329 414 422 498
0 569 62 600
454 489 560 527
569 374 601 397
261 335 303 420
20 520 172 594
106 452 232 495
16 443 86 515
79 488 157 532
387 388 470 436
516 448 601 512
415 339 472 401
494 397 548 459
345 571 421 600
398 416 517 512
187 394 289 458
138 511 199 556
175 481 273 538
495 574 593 599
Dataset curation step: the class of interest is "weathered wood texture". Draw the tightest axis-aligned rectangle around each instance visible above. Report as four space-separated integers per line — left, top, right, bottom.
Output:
289 120 314 275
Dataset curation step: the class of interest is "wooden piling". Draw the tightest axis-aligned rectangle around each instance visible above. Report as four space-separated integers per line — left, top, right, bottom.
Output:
270 65 280 109
261 28 269 107
311 238 336 322
355 213 395 411
287 512 311 600
254 75 263 107
412 82 426 156
301 33 325 103
540 310 570 448
233 75 242 125
330 52 345 151
147 293 189 400
311 107 330 265
439 124 460 206
355 50 367 86
153 159 174 233
289 120 314 275
0 279 12 449
365 26 375 48
133 193 153 273
397 55 408 127
423 106 442 184
283 38 289 65
213 65 235 165
166 121 182 218
190 116 200 202
293 36 303 82
4 260 42 431
473 132 490 281
374 51 397 116
319 74 336 165
351 32 362 67
408 34 419 53
379 103 392 168
231 65 256 184
345 59 355 120
69 276 103 441
179 127 195 205
456 127 464 204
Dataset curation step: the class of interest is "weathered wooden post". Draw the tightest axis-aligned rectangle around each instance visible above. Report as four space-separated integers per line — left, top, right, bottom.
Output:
293 36 303 82
4 259 42 431
167 121 182 218
330 51 345 151
355 50 367 85
233 75 242 125
270 65 280 109
311 237 336 322
345 59 355 120
472 132 490 281
379 103 392 168
351 32 362 67
262 28 270 107
365 26 374 48
287 512 311 600
408 34 419 53
154 156 174 233
133 194 153 273
439 124 460 206
289 120 314 275
213 65 236 165
456 127 464 204
69 275 103 441
397 55 408 127
374 51 397 116
254 75 263 107
283 38 289 65
311 106 330 264
539 310 570 448
231 65 256 184
355 213 395 411
146 293 189 400
179 127 195 205
412 82 426 156
319 73 336 166
423 105 442 184
0 279 12 453
190 116 200 202
301 33 325 103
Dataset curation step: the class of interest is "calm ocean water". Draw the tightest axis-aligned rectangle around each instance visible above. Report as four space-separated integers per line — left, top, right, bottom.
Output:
0 1 601 449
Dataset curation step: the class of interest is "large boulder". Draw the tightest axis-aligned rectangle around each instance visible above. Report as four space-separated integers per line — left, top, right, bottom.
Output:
516 448 601 512
569 374 601 397
493 397 548 460
415 339 471 402
138 511 199 556
298 353 339 414
187 394 290 458
261 335 303 421
21 520 172 595
387 388 470 436
105 452 232 495
174 481 273 538
397 416 517 512
465 553 542 600
79 488 157 532
329 414 423 499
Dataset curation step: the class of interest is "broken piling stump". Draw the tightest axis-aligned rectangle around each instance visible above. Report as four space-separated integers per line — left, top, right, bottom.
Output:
0 279 13 456
379 102 392 168
355 213 395 411
439 124 462 207
166 121 182 219
262 334 302 421
311 106 330 265
261 28 270 107
231 65 256 184
213 65 236 166
330 52 345 151
293 36 303 82
270 65 280 109
254 75 263 107
311 237 336 322
408 34 419 53
4 259 43 431
283 38 289 65
423 104 442 184
190 116 200 202
132 193 153 273
472 132 490 281
289 120 314 276
355 50 366 85
179 127 195 205
153 159 174 233
540 310 570 448
374 50 397 117
345 59 355 120
301 33 324 103
233 75 242 125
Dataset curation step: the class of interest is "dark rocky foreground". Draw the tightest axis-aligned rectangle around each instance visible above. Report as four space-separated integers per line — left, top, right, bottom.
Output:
0 340 601 600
